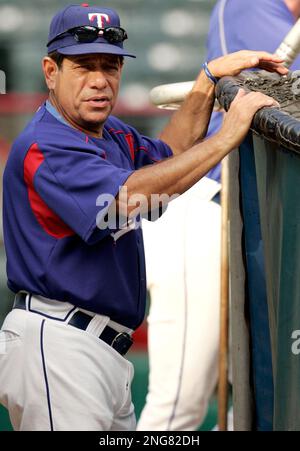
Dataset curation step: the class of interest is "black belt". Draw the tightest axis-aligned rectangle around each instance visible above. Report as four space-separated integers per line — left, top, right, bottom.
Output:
13 292 133 356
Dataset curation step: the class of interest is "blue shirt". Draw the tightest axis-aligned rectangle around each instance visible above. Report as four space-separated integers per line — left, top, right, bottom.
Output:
3 104 172 329
205 0 300 183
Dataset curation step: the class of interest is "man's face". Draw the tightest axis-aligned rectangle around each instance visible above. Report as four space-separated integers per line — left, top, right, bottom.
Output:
46 53 123 133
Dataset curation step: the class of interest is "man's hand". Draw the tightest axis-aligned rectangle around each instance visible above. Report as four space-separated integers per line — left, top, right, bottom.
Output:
216 88 280 150
208 50 288 79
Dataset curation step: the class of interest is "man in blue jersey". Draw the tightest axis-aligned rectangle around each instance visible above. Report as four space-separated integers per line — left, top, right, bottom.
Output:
0 4 285 431
138 0 300 432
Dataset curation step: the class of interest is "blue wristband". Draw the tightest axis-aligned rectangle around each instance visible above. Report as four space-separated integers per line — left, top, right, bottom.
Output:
202 61 219 85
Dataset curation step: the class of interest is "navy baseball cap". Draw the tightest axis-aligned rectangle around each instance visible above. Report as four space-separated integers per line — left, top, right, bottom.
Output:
47 4 135 58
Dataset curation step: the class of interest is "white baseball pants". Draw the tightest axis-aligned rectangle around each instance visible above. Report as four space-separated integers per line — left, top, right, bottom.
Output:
0 302 135 431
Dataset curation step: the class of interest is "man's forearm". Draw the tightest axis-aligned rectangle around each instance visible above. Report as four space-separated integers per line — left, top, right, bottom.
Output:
118 133 228 216
158 71 216 155
116 50 284 217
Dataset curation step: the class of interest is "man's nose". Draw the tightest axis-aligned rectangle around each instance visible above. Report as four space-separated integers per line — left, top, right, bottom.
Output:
88 70 108 89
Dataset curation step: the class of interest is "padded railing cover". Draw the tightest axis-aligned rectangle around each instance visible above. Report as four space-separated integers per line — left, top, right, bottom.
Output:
216 70 300 154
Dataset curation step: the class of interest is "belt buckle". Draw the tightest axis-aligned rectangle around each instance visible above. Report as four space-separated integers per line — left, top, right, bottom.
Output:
111 332 133 356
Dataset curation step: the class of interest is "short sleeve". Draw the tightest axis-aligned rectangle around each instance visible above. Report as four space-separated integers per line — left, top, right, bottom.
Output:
106 117 173 170
32 142 133 244
133 135 173 169
109 123 173 221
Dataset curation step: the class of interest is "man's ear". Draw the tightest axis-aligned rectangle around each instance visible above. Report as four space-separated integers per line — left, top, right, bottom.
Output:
42 56 59 90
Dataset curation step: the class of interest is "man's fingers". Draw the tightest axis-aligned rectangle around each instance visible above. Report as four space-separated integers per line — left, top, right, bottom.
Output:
240 50 284 62
231 92 280 119
241 92 280 114
247 92 279 107
241 57 288 73
255 52 284 62
233 88 247 101
210 50 287 79
258 61 289 74
222 89 280 149
250 56 260 66
235 51 288 74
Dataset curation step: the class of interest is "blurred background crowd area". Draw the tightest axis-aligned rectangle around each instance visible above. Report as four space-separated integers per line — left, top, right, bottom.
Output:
0 0 217 430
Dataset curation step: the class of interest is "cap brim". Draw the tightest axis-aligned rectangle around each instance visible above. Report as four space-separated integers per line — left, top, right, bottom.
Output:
57 43 136 58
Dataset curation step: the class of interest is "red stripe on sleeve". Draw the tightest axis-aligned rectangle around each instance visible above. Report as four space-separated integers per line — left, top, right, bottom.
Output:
125 134 135 162
24 143 75 239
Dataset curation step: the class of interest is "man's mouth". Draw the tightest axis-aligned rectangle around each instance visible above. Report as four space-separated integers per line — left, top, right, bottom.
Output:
85 96 110 108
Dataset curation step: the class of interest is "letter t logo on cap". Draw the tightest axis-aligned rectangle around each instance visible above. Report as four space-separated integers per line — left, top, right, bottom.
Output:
88 13 110 28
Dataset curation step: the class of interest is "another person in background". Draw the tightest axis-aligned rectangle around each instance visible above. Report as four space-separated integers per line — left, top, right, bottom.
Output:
137 0 300 432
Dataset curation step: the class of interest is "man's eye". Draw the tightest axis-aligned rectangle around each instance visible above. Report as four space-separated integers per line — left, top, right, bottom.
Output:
74 63 119 72
74 63 93 70
105 65 119 72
